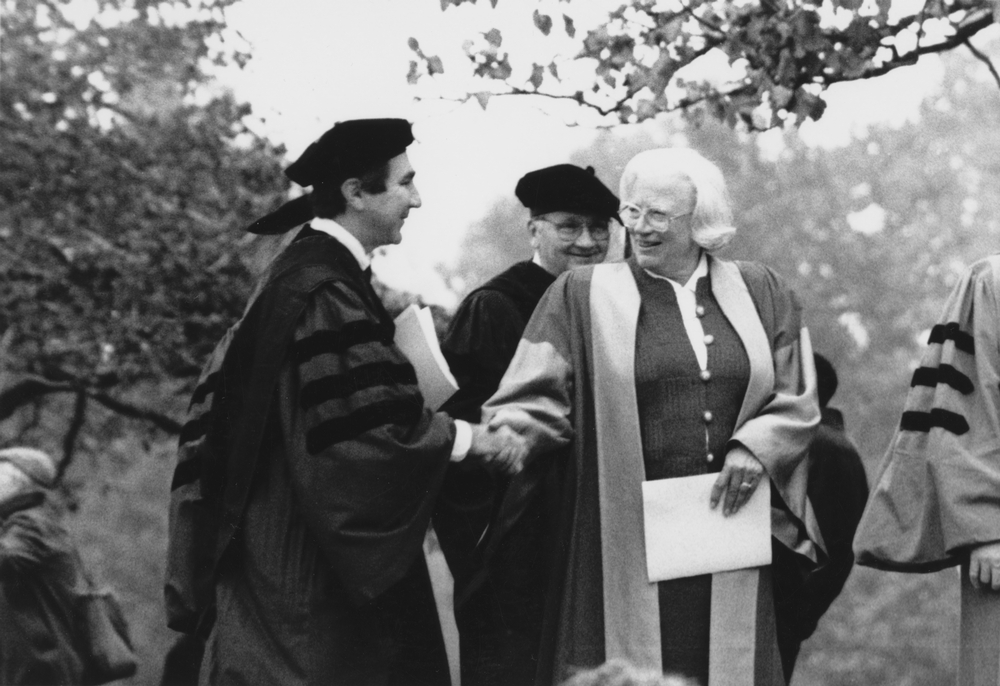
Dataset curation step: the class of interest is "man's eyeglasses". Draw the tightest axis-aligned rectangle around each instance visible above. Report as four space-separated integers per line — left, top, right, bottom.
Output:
619 204 692 231
535 218 612 242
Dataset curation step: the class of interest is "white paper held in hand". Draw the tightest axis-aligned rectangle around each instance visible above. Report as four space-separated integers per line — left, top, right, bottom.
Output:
641 473 771 583
393 304 459 410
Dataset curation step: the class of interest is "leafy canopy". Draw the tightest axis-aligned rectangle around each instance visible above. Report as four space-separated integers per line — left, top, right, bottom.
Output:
1 0 289 387
1 0 291 453
409 0 999 129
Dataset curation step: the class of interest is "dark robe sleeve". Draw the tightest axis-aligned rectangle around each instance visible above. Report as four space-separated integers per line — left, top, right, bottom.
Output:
440 289 529 423
793 424 869 639
278 280 456 604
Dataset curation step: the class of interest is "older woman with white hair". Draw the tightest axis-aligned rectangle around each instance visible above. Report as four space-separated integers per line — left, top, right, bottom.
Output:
476 148 822 686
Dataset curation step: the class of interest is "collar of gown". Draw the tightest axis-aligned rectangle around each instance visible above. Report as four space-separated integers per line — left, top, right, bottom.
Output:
309 217 371 271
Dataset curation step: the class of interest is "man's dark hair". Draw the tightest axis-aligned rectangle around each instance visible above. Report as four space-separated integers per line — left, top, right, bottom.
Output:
310 161 391 219
814 353 839 409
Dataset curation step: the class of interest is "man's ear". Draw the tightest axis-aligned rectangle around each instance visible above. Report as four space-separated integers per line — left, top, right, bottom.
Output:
340 177 366 211
527 219 540 249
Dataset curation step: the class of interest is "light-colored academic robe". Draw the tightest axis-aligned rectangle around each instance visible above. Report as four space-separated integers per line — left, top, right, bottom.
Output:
855 254 1000 572
482 255 821 685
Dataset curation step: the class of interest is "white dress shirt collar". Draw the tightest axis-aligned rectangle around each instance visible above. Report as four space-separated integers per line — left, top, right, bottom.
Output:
644 251 710 371
309 217 371 271
643 251 708 291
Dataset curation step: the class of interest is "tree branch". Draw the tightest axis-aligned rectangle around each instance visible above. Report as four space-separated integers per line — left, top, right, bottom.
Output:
678 1 725 37
86 390 183 434
0 373 183 435
21 402 44 438
0 377 76 421
822 8 994 87
57 391 87 482
501 86 638 117
964 38 1000 89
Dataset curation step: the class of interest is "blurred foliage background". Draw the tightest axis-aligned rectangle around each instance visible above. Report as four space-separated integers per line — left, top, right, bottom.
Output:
2 0 1000 683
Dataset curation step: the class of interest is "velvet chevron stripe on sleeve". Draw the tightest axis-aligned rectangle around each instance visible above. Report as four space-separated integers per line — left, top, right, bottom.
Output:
299 362 418 410
899 321 976 436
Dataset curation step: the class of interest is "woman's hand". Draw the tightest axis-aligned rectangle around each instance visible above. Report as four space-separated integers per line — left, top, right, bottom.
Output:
969 541 1000 591
469 424 529 476
710 445 766 517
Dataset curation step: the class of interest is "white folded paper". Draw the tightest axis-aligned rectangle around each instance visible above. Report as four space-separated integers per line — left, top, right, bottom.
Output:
642 473 771 583
393 304 459 410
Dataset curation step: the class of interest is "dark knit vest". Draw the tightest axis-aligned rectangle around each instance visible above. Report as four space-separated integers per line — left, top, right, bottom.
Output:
632 261 751 480
629 258 752 683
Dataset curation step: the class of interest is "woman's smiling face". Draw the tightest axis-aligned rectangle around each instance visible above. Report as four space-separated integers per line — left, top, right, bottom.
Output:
622 172 699 278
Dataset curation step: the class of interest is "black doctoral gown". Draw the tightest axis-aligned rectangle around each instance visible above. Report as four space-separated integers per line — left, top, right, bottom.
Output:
166 228 455 686
434 260 556 686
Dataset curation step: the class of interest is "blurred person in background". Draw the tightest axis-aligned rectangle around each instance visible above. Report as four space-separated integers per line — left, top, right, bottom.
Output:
771 353 869 681
478 147 822 685
0 446 136 686
434 163 619 686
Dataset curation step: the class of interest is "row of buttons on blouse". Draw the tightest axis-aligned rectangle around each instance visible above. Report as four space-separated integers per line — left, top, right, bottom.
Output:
698 302 716 463
698 303 714 398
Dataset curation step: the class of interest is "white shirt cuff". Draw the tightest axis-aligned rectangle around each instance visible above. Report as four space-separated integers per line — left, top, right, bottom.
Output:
451 420 472 461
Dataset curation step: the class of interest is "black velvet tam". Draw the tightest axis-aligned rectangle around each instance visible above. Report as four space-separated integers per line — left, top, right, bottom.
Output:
285 118 414 187
514 164 619 219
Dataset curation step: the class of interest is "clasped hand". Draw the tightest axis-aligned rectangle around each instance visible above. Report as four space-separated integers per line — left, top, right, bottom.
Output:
709 445 765 517
468 424 528 476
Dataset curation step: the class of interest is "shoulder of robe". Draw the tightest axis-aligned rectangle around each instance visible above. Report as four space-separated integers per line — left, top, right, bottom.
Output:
455 288 523 321
732 260 795 301
731 259 803 338
967 255 1000 299
558 262 600 293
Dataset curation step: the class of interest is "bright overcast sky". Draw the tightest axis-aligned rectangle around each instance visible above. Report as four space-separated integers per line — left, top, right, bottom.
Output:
218 0 951 306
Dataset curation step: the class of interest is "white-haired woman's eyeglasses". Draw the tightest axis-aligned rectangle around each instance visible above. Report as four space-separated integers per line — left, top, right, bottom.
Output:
620 203 691 231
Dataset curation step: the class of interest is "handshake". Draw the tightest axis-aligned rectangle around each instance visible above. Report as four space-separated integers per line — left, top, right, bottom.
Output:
467 423 529 476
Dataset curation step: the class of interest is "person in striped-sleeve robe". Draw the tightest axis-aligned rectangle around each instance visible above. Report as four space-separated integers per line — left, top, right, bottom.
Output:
855 254 1000 685
856 255 1000 576
164 119 525 686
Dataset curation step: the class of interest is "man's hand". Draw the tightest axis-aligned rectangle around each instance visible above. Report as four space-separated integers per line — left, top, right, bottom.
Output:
468 424 528 476
709 445 766 517
969 541 1000 591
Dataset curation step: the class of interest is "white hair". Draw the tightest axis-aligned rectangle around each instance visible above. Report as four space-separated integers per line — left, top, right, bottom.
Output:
619 148 736 251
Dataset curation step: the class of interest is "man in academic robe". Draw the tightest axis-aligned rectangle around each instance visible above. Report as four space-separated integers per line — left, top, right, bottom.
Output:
773 353 869 681
433 164 619 686
854 254 1000 685
164 118 525 686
